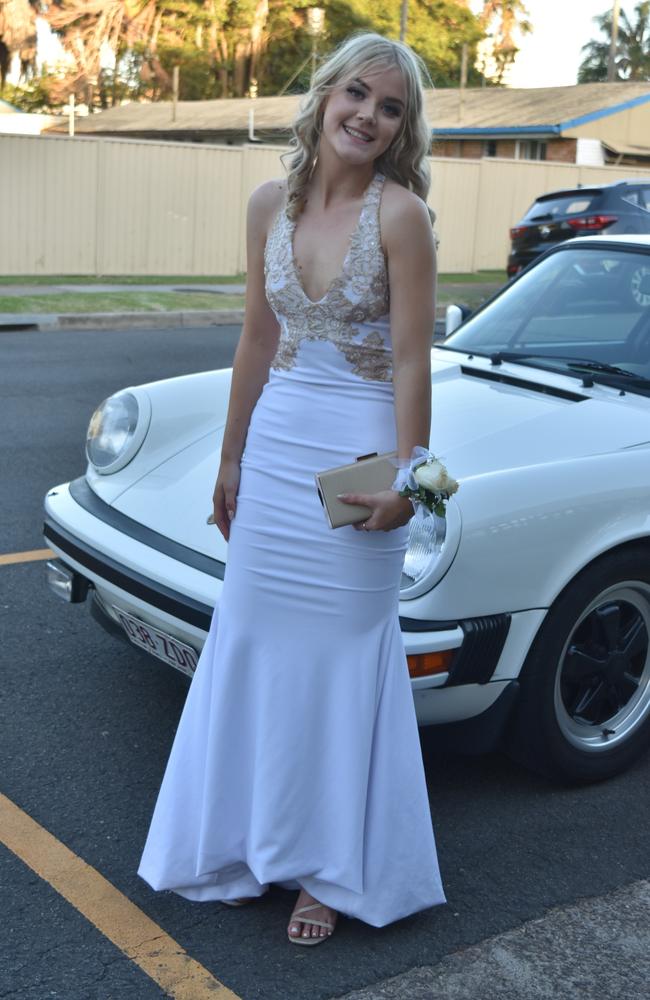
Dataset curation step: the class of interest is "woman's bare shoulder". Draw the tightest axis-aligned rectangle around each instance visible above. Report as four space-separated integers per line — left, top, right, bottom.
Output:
382 179 431 223
248 179 287 225
380 180 433 249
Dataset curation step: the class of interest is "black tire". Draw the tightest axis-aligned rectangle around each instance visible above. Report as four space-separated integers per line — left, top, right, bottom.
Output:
506 547 650 784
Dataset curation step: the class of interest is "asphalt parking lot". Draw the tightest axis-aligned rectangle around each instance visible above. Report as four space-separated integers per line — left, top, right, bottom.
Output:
2 322 650 999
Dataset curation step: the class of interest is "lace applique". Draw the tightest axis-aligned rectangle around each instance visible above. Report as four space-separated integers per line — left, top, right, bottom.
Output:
343 330 392 382
264 174 392 382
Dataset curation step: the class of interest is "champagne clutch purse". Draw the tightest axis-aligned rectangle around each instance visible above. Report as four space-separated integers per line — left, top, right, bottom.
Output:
315 451 398 529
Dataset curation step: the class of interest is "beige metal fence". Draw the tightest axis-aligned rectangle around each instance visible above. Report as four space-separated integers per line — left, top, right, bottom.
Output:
1 133 649 276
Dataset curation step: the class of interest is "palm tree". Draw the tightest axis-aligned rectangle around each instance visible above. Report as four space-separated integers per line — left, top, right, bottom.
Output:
43 1 276 103
44 1 165 104
0 0 38 90
579 1 650 82
479 0 532 84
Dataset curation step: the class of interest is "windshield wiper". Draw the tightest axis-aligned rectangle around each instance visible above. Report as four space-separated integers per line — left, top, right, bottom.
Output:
489 352 650 382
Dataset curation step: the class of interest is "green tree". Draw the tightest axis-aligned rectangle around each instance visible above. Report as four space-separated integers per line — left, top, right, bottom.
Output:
33 0 493 108
262 1 484 95
578 1 650 82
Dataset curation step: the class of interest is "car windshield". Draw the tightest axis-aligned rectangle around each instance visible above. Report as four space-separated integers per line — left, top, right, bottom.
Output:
443 247 650 385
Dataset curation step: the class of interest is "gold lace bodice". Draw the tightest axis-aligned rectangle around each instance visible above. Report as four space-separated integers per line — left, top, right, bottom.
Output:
264 173 392 382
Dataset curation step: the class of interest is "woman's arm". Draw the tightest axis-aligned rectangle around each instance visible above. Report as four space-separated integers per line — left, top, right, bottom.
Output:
385 188 436 463
212 181 283 540
340 186 436 532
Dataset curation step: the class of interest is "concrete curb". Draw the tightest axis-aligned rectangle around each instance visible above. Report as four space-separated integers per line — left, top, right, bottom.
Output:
0 309 246 332
334 879 650 1000
0 309 448 336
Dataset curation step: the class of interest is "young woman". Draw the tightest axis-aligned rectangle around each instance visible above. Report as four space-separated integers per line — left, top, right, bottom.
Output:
138 32 445 946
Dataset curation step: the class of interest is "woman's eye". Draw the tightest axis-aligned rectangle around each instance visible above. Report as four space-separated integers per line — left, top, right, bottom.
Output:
383 104 401 118
346 86 364 98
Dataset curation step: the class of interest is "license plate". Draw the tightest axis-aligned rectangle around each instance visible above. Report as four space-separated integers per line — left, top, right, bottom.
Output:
112 606 199 677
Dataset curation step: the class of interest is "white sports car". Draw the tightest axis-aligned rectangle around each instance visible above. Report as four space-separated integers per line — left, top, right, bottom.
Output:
44 235 650 783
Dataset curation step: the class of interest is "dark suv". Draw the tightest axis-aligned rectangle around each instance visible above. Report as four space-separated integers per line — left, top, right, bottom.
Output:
507 180 650 277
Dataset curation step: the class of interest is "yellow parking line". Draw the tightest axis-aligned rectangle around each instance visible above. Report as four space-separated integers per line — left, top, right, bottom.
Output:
0 794 240 1000
0 548 55 565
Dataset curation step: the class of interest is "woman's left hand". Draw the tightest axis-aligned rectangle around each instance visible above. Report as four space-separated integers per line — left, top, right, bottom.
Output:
338 490 413 532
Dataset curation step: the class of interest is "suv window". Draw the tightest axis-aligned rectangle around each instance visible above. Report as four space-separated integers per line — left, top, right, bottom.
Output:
621 189 643 208
620 186 650 212
524 194 596 221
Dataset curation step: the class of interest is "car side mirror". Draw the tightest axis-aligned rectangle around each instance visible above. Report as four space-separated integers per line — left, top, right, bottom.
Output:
445 303 472 336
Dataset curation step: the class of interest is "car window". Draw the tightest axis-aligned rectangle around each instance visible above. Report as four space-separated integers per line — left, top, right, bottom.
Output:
444 248 650 383
637 188 650 213
524 195 595 221
621 190 641 208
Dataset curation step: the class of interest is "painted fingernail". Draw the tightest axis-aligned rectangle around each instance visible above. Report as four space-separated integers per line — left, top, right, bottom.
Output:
227 509 234 520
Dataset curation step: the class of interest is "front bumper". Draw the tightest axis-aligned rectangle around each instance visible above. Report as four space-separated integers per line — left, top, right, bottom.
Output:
44 478 532 733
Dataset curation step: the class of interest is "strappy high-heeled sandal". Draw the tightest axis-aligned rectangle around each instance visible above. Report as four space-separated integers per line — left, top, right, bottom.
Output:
287 902 336 946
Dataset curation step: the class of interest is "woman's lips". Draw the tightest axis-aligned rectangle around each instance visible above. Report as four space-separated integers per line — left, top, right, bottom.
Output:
342 123 373 143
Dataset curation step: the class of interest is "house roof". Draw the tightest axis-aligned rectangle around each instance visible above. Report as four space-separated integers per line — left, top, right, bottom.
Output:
45 81 650 140
430 82 650 137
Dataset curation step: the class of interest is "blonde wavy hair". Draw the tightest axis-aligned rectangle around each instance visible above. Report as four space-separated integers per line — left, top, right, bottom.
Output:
283 32 433 221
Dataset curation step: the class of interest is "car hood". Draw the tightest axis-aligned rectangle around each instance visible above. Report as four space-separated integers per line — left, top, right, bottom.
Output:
109 352 650 563
425 350 650 478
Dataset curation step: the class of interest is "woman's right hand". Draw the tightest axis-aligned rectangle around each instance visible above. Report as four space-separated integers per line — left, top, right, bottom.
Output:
212 459 241 542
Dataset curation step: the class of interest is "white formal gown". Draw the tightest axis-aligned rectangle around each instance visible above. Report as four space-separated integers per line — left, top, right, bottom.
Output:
137 173 446 927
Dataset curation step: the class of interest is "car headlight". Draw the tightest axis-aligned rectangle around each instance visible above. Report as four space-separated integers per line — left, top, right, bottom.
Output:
400 499 462 599
85 389 151 474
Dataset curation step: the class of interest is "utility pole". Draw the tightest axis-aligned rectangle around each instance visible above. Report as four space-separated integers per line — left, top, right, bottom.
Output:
306 7 325 85
458 43 468 123
172 65 179 121
607 0 621 81
68 93 75 137
400 0 408 42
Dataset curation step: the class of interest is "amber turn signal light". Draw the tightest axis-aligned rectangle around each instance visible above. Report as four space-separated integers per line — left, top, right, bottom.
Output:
407 650 454 678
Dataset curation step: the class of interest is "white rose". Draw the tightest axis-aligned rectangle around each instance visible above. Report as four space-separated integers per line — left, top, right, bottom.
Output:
414 460 458 495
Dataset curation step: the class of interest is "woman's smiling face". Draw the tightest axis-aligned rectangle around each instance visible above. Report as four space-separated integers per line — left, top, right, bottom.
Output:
320 64 407 165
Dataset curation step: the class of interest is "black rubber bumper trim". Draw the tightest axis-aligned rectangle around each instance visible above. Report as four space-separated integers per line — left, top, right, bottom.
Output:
43 517 215 631
399 616 463 632
46 480 510 683
65 476 225 580
445 613 511 686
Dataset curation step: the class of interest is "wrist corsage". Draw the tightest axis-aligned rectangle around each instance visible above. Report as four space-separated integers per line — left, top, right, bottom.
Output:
392 446 459 518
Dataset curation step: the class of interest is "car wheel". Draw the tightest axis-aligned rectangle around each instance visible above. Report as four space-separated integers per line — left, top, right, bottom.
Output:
506 548 650 783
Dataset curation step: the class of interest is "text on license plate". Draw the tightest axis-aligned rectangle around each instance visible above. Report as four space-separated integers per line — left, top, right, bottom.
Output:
112 606 199 677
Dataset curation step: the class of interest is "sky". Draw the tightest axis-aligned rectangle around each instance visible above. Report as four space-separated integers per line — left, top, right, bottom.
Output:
492 0 639 88
24 2 643 91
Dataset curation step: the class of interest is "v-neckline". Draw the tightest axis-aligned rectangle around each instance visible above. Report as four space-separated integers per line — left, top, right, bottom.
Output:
289 174 379 306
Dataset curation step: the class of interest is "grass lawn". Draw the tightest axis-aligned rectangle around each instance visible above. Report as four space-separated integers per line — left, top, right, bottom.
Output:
0 271 505 316
438 271 506 284
0 271 505 287
0 292 245 314
0 274 246 286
